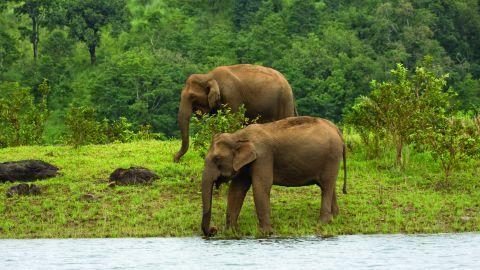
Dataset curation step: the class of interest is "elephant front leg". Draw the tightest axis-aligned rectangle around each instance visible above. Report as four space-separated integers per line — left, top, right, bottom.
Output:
252 181 272 235
251 161 274 235
226 173 252 230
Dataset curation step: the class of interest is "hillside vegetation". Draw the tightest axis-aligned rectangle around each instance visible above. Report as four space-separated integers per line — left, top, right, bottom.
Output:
1 0 480 142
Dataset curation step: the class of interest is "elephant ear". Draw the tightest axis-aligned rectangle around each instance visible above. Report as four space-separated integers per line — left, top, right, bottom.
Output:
233 140 256 172
190 74 221 109
207 79 220 109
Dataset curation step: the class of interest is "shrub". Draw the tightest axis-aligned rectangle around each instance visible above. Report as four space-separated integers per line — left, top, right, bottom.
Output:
64 106 107 146
345 63 454 167
0 80 49 147
344 96 386 159
64 105 156 146
412 113 480 183
191 105 257 157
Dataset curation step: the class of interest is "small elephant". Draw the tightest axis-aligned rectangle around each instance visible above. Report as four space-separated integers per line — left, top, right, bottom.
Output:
201 116 347 236
174 64 297 163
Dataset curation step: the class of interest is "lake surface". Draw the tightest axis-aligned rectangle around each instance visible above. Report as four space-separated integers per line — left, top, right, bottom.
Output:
1 233 479 270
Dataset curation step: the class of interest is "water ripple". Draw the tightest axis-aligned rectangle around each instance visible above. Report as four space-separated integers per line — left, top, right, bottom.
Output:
0 233 479 270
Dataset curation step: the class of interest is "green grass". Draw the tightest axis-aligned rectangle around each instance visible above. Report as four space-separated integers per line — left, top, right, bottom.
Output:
0 139 479 239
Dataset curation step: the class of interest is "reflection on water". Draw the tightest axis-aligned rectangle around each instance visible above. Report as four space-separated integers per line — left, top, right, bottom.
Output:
1 233 479 270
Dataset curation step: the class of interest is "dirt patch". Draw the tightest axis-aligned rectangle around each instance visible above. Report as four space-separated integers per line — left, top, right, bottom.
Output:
109 167 158 186
6 183 41 197
0 160 58 182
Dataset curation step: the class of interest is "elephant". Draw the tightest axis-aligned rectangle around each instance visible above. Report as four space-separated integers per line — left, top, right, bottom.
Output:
174 64 297 163
200 116 347 236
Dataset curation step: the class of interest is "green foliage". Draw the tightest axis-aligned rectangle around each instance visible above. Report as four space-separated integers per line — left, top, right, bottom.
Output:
64 105 157 147
191 105 257 157
346 63 454 167
233 0 262 30
412 113 480 183
64 0 130 64
11 0 59 62
0 80 49 147
274 30 380 121
456 74 480 110
0 30 19 74
64 106 106 146
286 0 320 36
88 48 197 137
344 97 385 159
1 0 480 144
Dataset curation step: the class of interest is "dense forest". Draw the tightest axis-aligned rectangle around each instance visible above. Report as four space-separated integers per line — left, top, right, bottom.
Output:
1 0 479 142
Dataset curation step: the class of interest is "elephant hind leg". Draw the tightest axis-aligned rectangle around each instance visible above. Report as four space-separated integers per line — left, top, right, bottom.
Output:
318 164 340 223
332 186 339 217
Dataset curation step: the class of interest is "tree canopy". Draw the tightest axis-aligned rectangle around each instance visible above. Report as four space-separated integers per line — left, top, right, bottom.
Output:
0 0 478 142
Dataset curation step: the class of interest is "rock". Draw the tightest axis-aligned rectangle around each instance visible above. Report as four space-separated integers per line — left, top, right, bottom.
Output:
109 167 158 186
0 160 58 183
6 183 41 197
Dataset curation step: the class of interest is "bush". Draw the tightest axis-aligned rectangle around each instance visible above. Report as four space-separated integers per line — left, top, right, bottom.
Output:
64 105 157 147
412 113 480 183
345 63 454 167
0 80 49 147
64 106 107 146
344 96 386 159
191 105 257 157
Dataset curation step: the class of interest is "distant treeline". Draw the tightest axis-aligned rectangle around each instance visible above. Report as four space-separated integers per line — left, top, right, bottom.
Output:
0 0 479 142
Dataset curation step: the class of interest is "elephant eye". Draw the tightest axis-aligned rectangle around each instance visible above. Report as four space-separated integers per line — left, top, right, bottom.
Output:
213 155 224 164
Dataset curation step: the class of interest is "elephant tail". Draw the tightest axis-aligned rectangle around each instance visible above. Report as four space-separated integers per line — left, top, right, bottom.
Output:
342 142 347 194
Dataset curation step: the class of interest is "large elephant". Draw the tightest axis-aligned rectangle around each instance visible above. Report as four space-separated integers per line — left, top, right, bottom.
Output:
200 116 347 236
174 64 296 163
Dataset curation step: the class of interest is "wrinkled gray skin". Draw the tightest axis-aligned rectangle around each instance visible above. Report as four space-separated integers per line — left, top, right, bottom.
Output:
174 64 296 163
201 116 347 236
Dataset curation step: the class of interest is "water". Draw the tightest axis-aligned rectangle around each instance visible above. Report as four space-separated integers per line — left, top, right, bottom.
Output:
1 233 479 270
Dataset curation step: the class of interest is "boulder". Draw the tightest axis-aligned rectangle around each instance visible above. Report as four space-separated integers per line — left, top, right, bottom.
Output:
6 183 41 197
0 160 58 183
109 167 158 186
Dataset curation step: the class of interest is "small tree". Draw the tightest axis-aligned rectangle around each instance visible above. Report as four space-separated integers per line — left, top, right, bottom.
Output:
64 0 130 64
0 80 49 147
12 0 59 64
191 105 257 158
345 96 385 159
346 63 453 167
412 114 480 183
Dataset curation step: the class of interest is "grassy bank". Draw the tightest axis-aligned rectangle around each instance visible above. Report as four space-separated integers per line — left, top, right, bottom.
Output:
0 139 479 239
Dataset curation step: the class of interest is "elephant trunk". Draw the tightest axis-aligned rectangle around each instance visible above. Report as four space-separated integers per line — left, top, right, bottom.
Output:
201 162 218 236
174 96 192 162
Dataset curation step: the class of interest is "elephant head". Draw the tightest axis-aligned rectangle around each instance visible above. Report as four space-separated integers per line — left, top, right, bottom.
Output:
174 74 221 163
201 133 257 236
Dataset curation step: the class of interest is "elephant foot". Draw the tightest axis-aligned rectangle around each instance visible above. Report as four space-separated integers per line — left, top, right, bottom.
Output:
259 225 273 236
226 221 238 231
204 226 217 237
320 211 333 223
